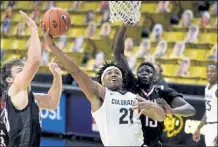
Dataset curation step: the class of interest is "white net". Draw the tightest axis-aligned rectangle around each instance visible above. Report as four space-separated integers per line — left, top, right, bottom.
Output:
109 1 141 25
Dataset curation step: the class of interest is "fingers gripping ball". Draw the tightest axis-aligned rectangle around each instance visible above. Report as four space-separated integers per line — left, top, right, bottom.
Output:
42 8 71 37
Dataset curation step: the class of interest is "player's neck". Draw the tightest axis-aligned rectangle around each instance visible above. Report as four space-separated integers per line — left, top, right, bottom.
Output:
209 81 217 89
141 84 154 93
111 87 123 93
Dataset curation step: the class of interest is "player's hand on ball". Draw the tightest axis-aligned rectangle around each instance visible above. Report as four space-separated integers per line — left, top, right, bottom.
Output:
20 10 37 31
40 21 54 48
133 95 154 111
49 61 62 77
156 98 172 114
192 128 201 142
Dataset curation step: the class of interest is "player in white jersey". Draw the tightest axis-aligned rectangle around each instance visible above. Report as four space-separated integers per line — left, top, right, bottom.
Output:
193 63 217 146
40 24 167 146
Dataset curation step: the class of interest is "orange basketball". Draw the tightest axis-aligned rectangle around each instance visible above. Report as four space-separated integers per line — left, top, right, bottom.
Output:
42 8 71 37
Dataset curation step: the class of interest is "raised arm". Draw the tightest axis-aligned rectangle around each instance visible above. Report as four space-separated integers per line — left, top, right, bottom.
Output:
34 62 63 110
41 26 105 111
112 24 132 72
14 11 41 89
112 24 136 88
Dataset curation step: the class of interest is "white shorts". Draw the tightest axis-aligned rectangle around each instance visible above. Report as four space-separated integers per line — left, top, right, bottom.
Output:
205 123 217 146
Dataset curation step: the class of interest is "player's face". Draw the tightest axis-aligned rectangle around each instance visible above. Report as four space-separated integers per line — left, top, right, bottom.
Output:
102 68 123 91
10 65 24 81
207 65 217 84
137 65 155 85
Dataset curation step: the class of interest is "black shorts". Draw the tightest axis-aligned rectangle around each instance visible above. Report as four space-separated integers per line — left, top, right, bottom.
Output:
143 141 162 147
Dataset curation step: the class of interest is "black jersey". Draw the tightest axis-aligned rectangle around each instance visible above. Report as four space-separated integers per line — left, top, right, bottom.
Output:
126 71 183 147
2 88 41 147
0 112 9 147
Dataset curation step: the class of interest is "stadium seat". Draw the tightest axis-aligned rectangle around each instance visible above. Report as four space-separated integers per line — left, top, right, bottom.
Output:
39 65 50 73
148 47 156 55
199 32 217 44
64 41 74 52
79 2 101 11
1 38 10 50
15 1 31 9
81 67 96 77
82 39 95 53
1 1 8 9
109 28 117 39
68 27 86 38
165 48 173 57
141 3 158 13
161 64 175 76
9 24 17 36
1 10 5 21
164 77 177 83
192 18 201 26
184 49 206 60
70 14 86 25
11 12 23 22
55 2 73 10
90 38 113 53
24 27 31 36
40 2 47 10
86 59 95 70
176 78 197 84
10 39 27 50
4 54 21 62
163 32 185 42
190 66 206 78
211 17 217 25
95 15 102 23
197 79 208 85
172 64 180 76
49 52 84 66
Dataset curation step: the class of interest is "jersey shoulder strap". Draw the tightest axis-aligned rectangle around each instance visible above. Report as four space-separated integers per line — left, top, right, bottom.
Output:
154 85 164 93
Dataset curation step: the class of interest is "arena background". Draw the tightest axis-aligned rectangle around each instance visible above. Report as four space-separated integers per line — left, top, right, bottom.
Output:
1 1 217 147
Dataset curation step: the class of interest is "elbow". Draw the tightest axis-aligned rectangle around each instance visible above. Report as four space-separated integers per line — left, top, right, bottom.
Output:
188 105 196 116
182 104 196 117
48 102 59 110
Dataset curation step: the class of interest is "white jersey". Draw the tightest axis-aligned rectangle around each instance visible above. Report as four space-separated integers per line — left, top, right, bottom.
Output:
205 84 217 123
92 88 143 146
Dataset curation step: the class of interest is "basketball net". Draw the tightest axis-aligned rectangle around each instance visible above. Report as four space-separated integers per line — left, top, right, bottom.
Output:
109 1 141 25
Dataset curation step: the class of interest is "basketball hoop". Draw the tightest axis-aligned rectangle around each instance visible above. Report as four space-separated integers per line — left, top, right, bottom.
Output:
109 1 141 25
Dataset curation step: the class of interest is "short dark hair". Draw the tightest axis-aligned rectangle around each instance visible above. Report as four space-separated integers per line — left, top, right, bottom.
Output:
96 61 128 88
207 63 218 69
1 59 24 88
137 61 156 75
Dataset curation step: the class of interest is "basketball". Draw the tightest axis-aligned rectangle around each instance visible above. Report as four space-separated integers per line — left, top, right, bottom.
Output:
42 7 71 37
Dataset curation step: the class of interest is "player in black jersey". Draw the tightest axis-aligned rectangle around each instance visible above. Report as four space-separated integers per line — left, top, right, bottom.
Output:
112 24 196 147
0 11 63 147
0 89 9 147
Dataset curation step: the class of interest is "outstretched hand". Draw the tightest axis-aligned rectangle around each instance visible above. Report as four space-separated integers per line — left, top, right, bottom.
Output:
192 128 201 142
20 10 37 31
132 95 155 116
49 61 62 77
156 98 172 114
40 21 54 48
